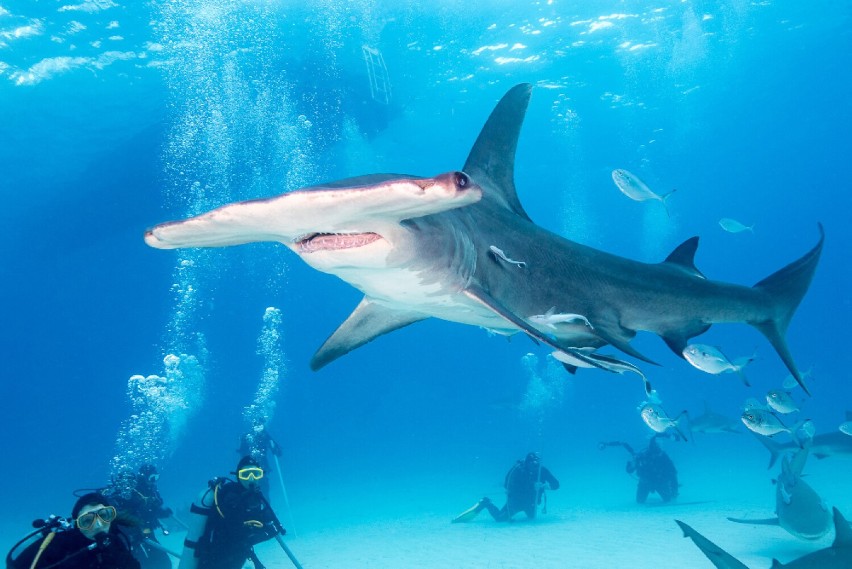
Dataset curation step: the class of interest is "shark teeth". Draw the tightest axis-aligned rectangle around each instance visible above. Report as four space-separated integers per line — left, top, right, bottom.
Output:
297 232 382 253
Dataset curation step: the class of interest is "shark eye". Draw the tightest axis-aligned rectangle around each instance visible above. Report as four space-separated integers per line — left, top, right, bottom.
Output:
454 171 471 188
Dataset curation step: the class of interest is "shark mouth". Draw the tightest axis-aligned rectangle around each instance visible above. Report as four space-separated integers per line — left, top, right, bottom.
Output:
297 232 382 253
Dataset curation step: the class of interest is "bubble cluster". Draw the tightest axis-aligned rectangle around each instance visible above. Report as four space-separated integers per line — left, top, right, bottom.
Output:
518 353 569 426
243 307 286 456
110 353 206 490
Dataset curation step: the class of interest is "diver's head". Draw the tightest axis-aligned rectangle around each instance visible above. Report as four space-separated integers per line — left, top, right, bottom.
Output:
138 463 159 485
524 452 541 468
72 493 116 541
235 455 264 491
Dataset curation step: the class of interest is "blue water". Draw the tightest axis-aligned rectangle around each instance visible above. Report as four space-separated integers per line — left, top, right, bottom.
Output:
1 1 850 566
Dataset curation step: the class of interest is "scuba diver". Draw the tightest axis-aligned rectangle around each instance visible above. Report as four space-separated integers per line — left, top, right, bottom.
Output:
452 452 560 523
237 422 282 497
105 464 175 569
180 456 298 569
600 434 680 503
7 492 140 569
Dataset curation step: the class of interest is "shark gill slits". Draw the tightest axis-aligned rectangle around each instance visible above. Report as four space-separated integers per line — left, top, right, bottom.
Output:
298 232 381 253
454 171 471 189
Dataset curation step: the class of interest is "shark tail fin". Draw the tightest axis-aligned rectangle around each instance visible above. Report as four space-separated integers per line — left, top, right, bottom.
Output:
751 224 824 396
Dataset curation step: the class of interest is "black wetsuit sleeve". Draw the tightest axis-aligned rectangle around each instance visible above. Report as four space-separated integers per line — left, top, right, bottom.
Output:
541 467 560 490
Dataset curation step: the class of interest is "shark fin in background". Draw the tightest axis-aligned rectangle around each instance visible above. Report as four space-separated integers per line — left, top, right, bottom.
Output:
676 520 751 569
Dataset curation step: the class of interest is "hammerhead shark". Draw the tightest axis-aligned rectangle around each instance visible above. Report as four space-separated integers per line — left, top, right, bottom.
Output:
144 84 823 390
677 508 852 568
728 446 831 541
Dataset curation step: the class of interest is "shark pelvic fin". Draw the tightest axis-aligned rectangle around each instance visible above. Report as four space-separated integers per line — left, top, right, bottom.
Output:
311 298 427 370
593 319 658 365
462 83 532 221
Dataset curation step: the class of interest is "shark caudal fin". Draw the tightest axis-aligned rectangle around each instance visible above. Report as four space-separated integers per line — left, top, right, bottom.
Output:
751 224 824 395
462 83 532 221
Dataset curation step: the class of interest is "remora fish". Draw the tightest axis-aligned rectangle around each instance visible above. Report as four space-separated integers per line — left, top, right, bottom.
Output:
678 507 852 569
611 168 677 216
144 84 823 392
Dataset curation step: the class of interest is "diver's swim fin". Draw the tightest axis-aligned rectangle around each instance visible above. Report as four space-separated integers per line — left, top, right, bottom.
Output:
451 500 485 523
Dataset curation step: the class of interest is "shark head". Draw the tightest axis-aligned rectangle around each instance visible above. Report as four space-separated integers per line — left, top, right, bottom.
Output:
144 171 482 276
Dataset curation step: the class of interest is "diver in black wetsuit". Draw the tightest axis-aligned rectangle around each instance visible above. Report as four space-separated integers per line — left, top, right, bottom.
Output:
185 456 283 569
601 435 679 503
452 452 560 523
7 493 140 569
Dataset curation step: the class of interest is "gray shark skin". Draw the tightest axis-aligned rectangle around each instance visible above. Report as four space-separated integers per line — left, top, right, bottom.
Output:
728 446 831 540
144 84 823 387
677 508 852 568
755 430 852 469
690 403 742 435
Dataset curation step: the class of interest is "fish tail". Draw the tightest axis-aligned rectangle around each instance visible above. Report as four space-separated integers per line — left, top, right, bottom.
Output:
750 224 824 396
675 410 692 442
660 188 677 218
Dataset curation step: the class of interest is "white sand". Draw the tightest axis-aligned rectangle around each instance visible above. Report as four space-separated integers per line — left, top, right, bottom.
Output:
6 452 848 568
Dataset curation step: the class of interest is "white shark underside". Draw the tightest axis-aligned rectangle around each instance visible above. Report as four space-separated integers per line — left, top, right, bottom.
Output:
144 84 823 392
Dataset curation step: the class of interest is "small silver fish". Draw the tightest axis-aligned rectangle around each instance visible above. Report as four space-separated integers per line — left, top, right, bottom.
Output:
741 407 792 437
682 344 754 386
840 422 852 437
638 400 689 441
611 169 676 216
719 218 755 234
529 308 593 330
489 245 527 268
782 367 814 390
766 389 799 414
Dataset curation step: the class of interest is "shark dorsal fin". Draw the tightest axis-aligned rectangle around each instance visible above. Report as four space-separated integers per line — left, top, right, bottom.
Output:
663 237 705 278
463 83 532 222
833 508 852 547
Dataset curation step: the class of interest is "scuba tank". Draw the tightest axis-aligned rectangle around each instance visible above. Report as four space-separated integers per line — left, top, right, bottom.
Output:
178 480 222 569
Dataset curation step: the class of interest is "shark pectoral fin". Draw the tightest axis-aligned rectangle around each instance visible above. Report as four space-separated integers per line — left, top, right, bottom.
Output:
676 520 751 569
463 285 573 352
727 517 780 526
593 320 658 365
310 298 427 370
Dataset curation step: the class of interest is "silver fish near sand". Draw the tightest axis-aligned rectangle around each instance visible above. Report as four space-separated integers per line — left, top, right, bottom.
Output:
678 508 852 569
719 217 754 233
144 84 823 393
611 168 677 216
683 344 754 386
766 389 799 414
